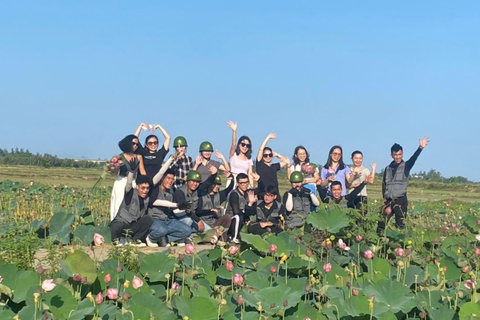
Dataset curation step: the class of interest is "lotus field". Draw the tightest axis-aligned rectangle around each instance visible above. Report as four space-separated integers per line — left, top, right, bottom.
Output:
2 179 480 319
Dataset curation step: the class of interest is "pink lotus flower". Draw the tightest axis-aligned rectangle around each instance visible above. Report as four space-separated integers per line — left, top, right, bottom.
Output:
465 279 476 290
352 288 359 296
475 247 480 256
185 243 195 255
107 288 118 300
104 273 112 284
306 250 312 257
363 250 374 259
93 233 105 246
95 292 104 304
395 248 405 257
172 282 180 290
233 273 244 285
356 234 363 242
42 279 56 292
132 276 143 289
225 260 234 272
229 246 239 255
338 239 346 250
270 244 277 253
236 295 244 305
270 265 277 274
323 263 332 273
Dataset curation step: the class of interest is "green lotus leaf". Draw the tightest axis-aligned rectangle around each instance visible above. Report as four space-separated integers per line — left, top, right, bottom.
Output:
73 225 110 245
128 292 176 320
68 306 96 320
441 235 470 250
172 296 219 320
185 278 213 297
245 269 270 290
17 305 37 320
240 233 270 253
459 302 480 320
328 248 353 267
0 263 18 288
215 262 242 280
43 284 79 320
12 270 40 303
0 308 15 319
223 310 261 320
256 256 276 270
208 247 223 262
139 252 176 282
255 283 303 315
306 208 349 233
377 311 399 320
59 250 97 284
285 303 328 319
98 303 121 319
265 234 290 255
438 259 461 281
416 290 444 309
364 279 416 313
371 256 393 282
403 266 425 287
324 262 349 286
49 210 75 244
427 306 456 320
284 277 309 293
240 249 262 269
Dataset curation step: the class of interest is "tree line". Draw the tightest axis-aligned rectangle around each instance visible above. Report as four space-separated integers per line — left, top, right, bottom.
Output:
0 148 103 168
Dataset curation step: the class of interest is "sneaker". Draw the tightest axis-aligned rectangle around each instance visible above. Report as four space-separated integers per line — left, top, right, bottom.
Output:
113 239 124 247
146 236 159 247
230 238 240 244
131 239 146 247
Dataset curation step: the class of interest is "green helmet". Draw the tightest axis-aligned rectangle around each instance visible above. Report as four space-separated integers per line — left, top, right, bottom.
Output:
214 175 222 185
173 136 188 147
290 171 304 183
186 170 202 182
199 141 214 152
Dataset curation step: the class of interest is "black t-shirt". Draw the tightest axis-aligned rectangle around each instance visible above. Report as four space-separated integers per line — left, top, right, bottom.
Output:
137 146 169 179
255 160 281 192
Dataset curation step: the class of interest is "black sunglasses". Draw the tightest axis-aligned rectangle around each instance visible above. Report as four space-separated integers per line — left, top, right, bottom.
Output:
240 142 251 148
263 153 273 158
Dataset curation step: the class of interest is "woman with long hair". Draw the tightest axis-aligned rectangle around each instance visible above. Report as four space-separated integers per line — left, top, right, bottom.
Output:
227 121 254 186
348 150 377 214
109 134 146 221
318 145 354 200
134 122 171 181
288 145 320 196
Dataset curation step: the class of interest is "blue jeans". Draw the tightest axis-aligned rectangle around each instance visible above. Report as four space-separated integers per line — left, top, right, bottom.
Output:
176 215 212 232
148 219 192 243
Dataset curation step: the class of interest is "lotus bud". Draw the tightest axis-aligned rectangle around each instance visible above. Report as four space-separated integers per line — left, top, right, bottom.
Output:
73 274 81 282
104 273 112 284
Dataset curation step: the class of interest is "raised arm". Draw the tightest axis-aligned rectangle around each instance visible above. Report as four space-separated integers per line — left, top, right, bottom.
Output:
275 152 291 168
153 124 171 151
151 154 176 185
368 163 377 184
215 151 231 172
256 133 276 162
134 122 152 138
227 121 237 158
136 154 146 175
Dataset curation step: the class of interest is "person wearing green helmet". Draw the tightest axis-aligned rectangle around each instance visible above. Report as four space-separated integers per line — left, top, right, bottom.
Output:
172 166 219 236
169 136 194 189
282 171 319 229
193 140 230 183
195 172 235 236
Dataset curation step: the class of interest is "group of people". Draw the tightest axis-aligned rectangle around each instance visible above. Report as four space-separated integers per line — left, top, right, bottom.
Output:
108 121 429 246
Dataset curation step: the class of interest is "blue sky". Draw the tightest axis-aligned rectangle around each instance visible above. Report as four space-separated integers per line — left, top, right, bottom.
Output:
1 1 479 181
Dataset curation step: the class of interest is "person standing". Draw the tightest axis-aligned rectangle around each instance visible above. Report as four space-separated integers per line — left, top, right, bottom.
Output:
193 141 230 182
228 121 254 186
134 122 170 181
380 137 429 229
255 133 290 194
348 150 377 214
318 145 354 202
169 136 193 190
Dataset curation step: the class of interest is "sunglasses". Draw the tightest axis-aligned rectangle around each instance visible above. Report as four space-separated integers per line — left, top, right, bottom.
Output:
147 141 158 146
240 142 251 148
132 142 139 146
263 153 273 158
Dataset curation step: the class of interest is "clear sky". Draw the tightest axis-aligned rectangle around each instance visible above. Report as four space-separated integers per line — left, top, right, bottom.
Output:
1 1 479 181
